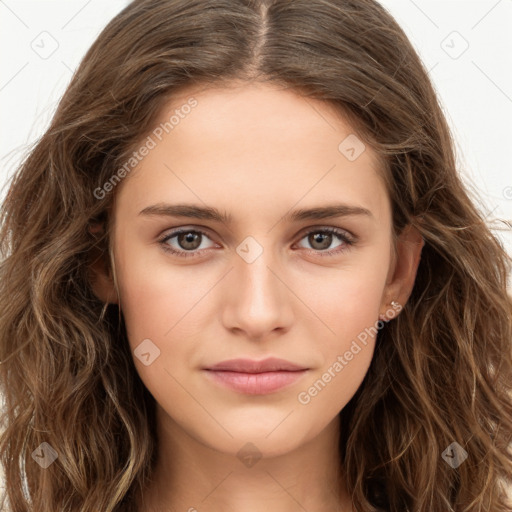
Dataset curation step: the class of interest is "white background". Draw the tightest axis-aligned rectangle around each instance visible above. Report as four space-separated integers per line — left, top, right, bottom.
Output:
1 0 511 495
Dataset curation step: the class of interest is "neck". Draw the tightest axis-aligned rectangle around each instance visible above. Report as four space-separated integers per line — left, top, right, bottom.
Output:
137 405 352 512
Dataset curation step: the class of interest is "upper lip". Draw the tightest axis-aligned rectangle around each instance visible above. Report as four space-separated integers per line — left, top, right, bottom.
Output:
205 357 308 373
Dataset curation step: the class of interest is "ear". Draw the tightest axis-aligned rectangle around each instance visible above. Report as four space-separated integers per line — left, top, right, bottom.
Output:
88 222 119 304
379 224 424 318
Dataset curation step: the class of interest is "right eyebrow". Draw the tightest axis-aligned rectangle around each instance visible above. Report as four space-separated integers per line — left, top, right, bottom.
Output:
139 203 233 223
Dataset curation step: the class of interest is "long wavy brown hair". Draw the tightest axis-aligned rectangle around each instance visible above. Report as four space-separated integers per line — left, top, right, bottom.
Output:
1 0 511 510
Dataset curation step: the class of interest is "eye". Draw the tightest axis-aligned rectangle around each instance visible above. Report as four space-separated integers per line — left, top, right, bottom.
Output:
294 227 355 257
158 226 356 258
158 228 217 258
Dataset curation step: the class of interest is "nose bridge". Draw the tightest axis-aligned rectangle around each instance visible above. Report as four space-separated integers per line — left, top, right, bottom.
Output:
235 237 282 309
222 234 292 336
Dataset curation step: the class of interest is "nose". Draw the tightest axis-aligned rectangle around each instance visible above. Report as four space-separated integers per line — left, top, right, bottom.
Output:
221 244 294 341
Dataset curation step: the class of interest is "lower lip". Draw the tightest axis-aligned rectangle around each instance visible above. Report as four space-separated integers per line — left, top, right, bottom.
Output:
203 369 308 395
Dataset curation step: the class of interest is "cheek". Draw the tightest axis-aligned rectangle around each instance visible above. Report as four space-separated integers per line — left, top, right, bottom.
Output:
294 275 385 417
114 251 202 410
114 241 208 343
291 255 390 411
296 254 390 344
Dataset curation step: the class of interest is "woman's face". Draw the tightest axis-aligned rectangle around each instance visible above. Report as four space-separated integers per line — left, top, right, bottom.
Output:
108 81 414 458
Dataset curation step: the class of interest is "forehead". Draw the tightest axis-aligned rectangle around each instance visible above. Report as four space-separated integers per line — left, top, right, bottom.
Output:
156 81 379 166
115 82 390 227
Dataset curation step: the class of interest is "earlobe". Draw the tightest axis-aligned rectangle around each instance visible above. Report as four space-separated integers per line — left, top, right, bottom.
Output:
88 222 119 305
380 224 424 317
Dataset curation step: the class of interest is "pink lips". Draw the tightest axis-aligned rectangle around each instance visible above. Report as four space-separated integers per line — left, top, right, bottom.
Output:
203 357 309 395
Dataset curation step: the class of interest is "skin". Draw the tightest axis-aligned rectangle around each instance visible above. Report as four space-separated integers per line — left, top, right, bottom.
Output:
91 81 424 512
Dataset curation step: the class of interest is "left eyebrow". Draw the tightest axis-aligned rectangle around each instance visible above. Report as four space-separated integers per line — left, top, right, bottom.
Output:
138 202 373 223
282 204 373 222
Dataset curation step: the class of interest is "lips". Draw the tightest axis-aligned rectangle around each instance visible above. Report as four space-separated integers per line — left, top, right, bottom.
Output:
203 357 309 395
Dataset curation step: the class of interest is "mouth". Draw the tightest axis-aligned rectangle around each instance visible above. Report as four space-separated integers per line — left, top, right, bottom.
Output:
202 357 309 395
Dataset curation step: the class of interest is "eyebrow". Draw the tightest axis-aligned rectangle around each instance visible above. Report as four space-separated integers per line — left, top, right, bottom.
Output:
138 202 373 223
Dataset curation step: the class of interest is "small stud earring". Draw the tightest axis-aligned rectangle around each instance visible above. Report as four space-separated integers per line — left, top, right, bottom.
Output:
391 300 400 308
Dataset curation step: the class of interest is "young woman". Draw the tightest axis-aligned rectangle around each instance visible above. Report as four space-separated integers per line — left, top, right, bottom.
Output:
1 0 511 511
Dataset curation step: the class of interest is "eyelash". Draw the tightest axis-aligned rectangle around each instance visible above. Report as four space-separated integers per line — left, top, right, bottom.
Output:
157 226 356 259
